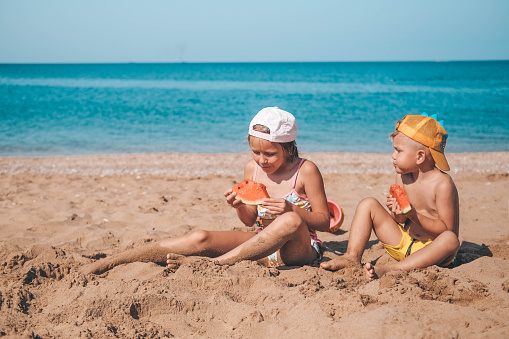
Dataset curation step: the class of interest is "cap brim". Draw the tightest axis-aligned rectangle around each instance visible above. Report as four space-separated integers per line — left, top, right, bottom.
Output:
429 148 450 171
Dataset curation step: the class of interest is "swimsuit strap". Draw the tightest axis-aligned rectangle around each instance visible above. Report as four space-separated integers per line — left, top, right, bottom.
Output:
292 159 306 189
252 163 258 181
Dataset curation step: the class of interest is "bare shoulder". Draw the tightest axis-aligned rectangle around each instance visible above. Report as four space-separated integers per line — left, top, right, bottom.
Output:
434 171 458 196
244 159 257 179
297 159 326 202
297 160 325 193
299 159 322 177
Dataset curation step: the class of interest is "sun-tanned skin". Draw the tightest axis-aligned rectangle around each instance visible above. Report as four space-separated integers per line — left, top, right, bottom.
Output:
320 132 460 281
81 133 330 275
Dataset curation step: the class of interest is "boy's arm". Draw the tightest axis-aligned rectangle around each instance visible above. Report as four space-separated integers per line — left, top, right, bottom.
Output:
406 178 458 236
389 175 408 224
389 197 408 224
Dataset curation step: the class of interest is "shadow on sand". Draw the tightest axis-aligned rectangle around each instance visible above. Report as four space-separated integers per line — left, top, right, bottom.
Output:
320 240 380 260
454 241 492 267
319 240 493 268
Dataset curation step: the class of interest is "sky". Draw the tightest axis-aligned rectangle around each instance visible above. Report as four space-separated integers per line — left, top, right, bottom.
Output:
0 0 508 63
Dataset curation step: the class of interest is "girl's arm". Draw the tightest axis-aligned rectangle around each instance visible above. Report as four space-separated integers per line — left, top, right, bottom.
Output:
224 160 258 226
291 161 330 232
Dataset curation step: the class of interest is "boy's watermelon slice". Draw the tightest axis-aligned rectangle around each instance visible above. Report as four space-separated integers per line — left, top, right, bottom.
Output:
232 179 270 205
390 184 412 214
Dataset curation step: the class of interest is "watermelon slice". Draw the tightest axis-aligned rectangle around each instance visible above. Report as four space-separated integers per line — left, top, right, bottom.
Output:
389 184 412 213
232 179 270 205
328 200 345 233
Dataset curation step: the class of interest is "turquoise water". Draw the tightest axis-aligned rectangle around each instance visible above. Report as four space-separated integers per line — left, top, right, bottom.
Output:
1 61 508 156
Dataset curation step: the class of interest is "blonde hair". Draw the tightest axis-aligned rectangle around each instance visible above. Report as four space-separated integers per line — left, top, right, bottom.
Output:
391 128 435 165
389 129 400 141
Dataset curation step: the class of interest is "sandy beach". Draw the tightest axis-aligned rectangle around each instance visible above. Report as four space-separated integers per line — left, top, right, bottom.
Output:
1 152 508 338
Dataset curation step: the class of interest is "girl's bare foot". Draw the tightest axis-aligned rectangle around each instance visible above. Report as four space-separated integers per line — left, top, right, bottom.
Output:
166 253 216 269
320 254 359 271
80 259 113 276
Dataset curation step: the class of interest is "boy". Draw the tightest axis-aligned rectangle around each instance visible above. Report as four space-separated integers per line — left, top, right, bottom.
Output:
320 114 460 280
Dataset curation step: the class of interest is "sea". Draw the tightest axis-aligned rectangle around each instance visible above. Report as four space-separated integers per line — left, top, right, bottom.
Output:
1 61 508 157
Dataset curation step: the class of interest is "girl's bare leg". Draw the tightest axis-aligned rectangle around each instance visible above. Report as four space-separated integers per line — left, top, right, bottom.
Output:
209 212 317 266
365 230 459 281
81 230 256 275
320 197 402 271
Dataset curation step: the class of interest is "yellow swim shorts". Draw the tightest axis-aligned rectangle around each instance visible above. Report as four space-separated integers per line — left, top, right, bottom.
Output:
382 224 455 267
382 224 432 261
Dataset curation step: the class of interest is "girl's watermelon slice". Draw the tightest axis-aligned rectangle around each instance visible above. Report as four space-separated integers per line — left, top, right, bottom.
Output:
232 179 270 205
390 184 412 213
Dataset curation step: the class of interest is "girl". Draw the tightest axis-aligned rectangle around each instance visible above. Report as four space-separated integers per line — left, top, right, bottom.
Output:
82 107 329 275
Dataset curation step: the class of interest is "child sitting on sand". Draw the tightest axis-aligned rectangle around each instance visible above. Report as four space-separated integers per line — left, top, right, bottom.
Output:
320 114 460 280
82 107 330 275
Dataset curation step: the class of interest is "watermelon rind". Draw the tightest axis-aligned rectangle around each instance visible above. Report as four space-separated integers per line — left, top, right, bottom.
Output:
401 205 412 214
235 197 265 205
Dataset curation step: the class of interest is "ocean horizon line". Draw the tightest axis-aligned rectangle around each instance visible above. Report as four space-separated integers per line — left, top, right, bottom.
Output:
1 59 508 65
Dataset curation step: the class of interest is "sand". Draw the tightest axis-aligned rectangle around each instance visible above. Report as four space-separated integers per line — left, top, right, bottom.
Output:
1 152 508 338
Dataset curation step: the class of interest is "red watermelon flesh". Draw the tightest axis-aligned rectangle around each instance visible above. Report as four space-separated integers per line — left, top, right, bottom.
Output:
232 179 270 205
390 185 412 213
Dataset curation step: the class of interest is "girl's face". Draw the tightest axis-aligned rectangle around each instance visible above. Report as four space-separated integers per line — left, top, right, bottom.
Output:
249 136 286 174
391 133 418 174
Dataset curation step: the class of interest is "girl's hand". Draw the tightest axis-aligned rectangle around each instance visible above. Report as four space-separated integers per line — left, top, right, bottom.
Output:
260 198 293 216
224 189 243 209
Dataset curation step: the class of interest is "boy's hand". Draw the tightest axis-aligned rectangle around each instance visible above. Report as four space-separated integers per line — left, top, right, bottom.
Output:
387 193 408 224
224 189 244 209
260 198 293 216
386 193 403 215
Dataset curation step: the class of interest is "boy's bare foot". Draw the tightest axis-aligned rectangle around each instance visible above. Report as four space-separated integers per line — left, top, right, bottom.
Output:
320 254 359 271
364 262 394 281
364 262 379 281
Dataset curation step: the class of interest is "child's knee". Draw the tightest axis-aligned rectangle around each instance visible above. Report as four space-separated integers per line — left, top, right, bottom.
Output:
276 212 304 232
356 197 381 213
187 230 212 248
440 230 460 252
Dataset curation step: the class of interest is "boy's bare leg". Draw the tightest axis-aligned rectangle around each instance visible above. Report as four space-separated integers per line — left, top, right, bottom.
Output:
81 230 255 275
321 198 402 271
364 230 459 281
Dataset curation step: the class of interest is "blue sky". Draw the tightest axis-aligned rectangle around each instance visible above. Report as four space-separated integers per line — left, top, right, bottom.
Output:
1 0 508 63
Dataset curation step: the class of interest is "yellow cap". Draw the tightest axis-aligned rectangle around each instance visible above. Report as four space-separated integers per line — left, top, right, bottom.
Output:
396 115 450 171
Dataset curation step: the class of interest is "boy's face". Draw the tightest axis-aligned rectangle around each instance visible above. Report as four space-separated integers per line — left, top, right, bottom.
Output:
391 133 420 174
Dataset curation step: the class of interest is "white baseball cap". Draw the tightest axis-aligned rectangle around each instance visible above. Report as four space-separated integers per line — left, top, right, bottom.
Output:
248 107 297 143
